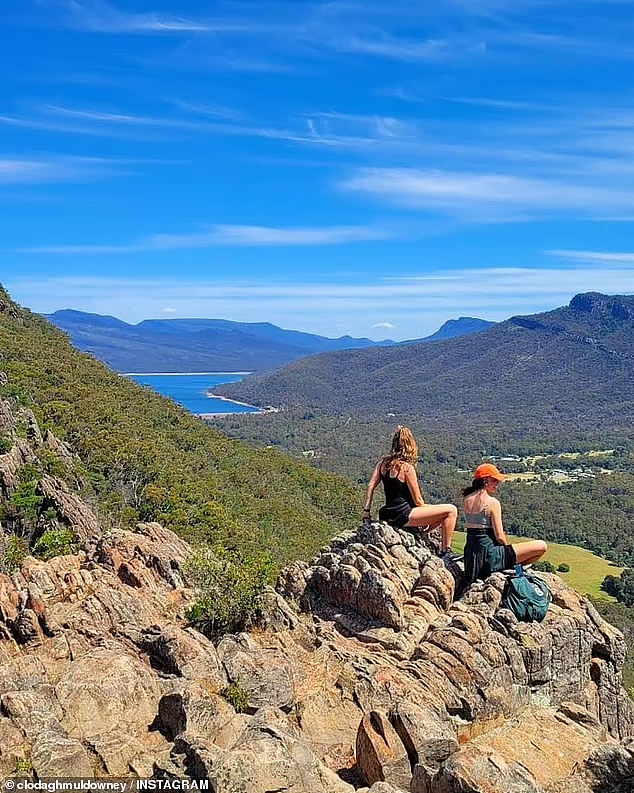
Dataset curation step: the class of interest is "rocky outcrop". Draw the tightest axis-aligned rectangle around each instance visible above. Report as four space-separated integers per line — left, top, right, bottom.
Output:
276 522 634 792
38 476 101 548
0 402 631 791
0 398 102 550
0 517 632 791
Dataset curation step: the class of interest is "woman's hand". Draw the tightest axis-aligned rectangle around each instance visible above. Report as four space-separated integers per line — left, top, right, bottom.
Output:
362 508 372 525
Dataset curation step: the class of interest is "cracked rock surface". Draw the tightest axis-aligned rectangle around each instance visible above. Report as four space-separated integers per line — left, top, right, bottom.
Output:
0 402 632 791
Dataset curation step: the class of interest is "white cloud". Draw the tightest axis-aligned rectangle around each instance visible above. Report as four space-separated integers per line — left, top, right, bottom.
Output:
6 265 634 340
373 322 396 329
162 307 178 313
0 156 116 184
17 224 393 254
547 249 634 264
43 105 207 129
333 35 451 61
341 168 634 221
46 0 257 34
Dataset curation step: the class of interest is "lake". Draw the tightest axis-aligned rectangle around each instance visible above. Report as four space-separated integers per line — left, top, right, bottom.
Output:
126 373 261 415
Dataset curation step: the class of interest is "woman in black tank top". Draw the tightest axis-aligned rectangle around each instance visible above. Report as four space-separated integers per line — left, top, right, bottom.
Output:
362 426 458 557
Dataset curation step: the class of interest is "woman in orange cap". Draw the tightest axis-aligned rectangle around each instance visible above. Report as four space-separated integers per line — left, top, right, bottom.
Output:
362 426 458 558
462 463 547 583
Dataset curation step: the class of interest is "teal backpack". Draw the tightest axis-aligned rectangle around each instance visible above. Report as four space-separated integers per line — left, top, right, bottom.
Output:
502 564 552 622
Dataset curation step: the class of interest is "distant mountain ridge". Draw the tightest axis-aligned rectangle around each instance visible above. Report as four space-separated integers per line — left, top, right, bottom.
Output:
214 292 634 433
44 310 395 373
44 310 494 374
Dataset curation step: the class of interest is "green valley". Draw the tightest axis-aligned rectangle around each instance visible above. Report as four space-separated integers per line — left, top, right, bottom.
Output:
0 287 361 570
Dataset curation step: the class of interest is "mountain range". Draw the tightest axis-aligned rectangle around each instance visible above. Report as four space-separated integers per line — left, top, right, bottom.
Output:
44 310 494 373
214 292 634 433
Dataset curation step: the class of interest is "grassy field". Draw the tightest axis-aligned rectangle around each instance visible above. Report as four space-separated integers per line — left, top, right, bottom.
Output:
452 532 623 600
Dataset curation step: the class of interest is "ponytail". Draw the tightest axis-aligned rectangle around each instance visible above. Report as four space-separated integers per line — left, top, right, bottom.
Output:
462 476 487 498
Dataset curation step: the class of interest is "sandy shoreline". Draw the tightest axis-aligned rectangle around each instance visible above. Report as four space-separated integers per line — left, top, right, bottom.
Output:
198 411 261 419
123 371 253 376
205 392 261 409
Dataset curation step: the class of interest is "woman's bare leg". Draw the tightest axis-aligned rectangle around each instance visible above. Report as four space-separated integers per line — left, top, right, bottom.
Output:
513 540 548 565
406 504 458 551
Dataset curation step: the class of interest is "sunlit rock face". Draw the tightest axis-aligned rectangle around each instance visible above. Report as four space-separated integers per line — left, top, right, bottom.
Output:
0 399 632 791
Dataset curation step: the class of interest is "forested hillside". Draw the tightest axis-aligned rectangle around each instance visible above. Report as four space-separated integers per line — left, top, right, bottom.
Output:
216 292 634 435
0 288 361 567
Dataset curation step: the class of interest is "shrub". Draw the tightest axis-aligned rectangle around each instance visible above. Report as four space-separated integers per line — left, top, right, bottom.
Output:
533 560 556 573
557 563 571 573
184 547 275 637
601 569 634 606
15 757 33 774
0 384 32 406
5 480 43 539
32 529 78 561
3 535 27 572
221 681 250 713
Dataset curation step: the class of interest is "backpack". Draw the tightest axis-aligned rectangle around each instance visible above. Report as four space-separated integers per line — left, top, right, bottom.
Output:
501 564 552 622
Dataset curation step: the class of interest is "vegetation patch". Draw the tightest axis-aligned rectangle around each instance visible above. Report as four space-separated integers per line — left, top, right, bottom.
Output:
2 535 27 573
32 528 78 561
184 548 275 637
221 681 250 714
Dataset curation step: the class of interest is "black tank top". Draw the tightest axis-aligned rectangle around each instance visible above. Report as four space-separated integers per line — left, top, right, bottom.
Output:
382 470 415 509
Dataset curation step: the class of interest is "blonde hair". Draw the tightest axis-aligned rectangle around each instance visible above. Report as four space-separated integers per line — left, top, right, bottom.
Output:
381 425 419 473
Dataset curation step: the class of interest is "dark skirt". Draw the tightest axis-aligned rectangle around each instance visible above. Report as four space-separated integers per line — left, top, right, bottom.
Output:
464 529 517 583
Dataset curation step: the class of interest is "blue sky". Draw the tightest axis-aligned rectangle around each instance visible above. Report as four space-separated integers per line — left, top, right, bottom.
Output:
3 0 634 340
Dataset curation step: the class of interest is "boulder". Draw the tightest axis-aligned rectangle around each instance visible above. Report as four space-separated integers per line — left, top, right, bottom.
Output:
55 648 162 742
217 633 296 712
355 711 411 790
158 684 235 742
206 707 355 793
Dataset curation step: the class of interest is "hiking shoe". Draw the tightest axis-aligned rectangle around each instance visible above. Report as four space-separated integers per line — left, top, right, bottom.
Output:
440 549 463 563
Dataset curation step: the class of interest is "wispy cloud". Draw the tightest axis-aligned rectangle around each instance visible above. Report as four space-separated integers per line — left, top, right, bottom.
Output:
374 321 396 329
43 0 261 34
37 0 634 69
332 34 451 61
547 249 634 264
341 168 634 221
0 156 118 184
17 223 394 253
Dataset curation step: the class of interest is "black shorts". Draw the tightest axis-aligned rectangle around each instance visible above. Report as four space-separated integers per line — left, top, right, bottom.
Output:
503 543 517 569
378 503 412 529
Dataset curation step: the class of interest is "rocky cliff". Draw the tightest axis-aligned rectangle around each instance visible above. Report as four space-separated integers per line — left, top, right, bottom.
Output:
0 400 633 792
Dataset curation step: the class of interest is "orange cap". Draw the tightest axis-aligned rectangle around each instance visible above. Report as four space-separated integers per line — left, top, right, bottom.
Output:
474 463 506 481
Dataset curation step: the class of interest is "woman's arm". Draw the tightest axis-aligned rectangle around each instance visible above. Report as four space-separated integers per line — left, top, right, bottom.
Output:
404 464 425 508
363 463 382 520
488 499 508 545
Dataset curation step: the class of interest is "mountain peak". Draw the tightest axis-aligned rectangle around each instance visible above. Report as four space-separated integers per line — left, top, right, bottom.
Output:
423 316 494 342
47 309 132 328
570 291 634 320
